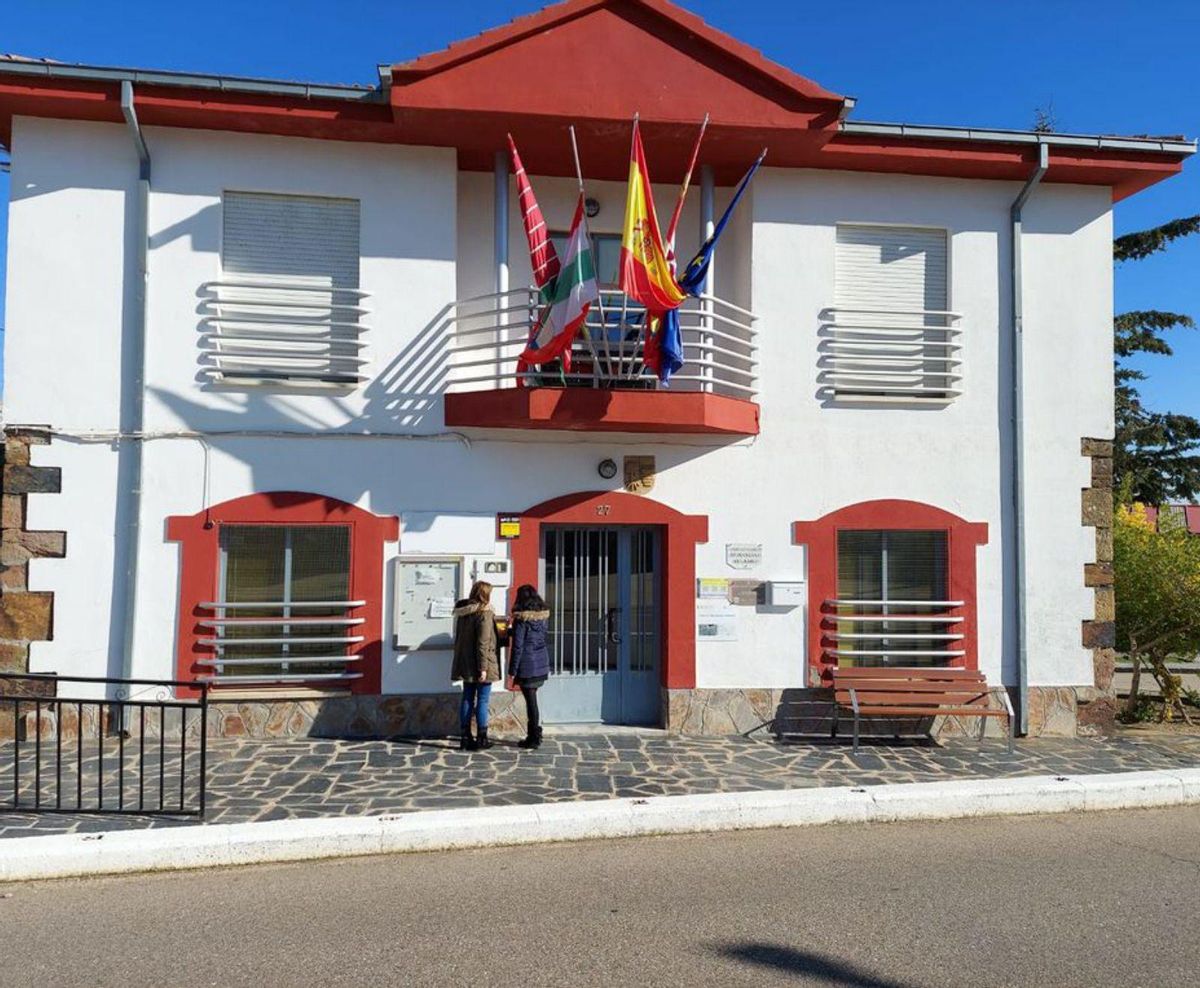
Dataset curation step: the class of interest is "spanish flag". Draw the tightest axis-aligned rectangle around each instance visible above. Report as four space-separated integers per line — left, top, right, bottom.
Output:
620 120 687 378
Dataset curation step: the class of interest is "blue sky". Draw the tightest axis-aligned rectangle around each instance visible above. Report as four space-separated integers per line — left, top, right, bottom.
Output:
1 0 1197 414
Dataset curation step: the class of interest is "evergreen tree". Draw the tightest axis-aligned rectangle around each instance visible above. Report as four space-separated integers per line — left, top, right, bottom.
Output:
1112 215 1200 503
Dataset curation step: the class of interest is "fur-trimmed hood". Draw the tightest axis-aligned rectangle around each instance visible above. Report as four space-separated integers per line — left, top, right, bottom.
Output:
511 609 550 622
452 601 493 619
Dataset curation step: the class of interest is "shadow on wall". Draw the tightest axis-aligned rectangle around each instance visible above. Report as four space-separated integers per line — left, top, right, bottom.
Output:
710 942 917 988
360 302 453 430
188 290 454 431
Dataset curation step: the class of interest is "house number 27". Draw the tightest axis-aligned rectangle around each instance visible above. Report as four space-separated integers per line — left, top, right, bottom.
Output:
595 504 612 516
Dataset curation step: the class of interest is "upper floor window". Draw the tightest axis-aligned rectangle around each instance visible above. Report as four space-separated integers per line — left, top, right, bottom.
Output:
201 191 370 390
822 224 962 404
550 231 622 287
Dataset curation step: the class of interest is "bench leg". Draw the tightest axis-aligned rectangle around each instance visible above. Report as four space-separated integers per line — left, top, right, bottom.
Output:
852 710 860 754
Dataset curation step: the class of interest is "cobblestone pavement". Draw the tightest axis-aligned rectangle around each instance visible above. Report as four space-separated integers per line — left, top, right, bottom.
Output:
2 731 1198 839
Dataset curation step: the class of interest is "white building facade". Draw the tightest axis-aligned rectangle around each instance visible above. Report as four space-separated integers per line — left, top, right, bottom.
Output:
0 0 1193 738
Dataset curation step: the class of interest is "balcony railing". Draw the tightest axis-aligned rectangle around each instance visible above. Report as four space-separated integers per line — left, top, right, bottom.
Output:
823 598 966 667
447 287 757 399
199 280 371 388
819 307 963 403
195 599 366 686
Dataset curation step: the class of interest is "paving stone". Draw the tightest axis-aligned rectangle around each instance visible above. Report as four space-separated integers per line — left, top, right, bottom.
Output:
3 731 1200 839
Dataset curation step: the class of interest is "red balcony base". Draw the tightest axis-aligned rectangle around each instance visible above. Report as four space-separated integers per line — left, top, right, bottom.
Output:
444 388 760 435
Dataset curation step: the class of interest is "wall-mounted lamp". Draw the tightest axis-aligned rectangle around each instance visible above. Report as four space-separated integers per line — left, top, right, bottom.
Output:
597 458 618 479
585 197 601 218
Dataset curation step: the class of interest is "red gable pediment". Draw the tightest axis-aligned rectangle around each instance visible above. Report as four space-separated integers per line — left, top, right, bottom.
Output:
387 0 847 181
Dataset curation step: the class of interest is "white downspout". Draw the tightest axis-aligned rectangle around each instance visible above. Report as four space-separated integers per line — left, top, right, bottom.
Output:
1010 141 1049 735
494 150 509 388
119 81 150 698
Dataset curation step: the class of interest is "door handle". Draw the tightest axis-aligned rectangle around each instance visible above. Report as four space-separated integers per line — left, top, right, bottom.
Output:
606 607 622 644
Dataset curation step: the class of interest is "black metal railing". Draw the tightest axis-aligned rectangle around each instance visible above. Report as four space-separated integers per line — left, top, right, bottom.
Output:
0 673 208 817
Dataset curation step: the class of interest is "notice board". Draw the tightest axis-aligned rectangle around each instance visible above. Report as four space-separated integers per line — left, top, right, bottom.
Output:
393 557 463 650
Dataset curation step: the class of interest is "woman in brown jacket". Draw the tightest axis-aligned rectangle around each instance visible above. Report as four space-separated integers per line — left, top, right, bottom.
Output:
451 580 500 750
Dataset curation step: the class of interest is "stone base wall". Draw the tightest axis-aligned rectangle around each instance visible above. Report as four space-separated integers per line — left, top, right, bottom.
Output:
0 428 62 741
1080 437 1118 733
204 691 530 740
195 685 1096 741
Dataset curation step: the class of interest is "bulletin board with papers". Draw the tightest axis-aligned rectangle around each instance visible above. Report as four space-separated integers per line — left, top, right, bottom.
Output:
393 557 463 650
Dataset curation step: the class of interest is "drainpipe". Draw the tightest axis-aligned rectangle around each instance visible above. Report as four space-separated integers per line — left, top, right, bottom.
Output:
494 150 509 387
1010 141 1049 735
119 81 150 696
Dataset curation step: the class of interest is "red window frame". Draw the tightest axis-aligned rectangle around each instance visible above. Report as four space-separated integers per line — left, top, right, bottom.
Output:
793 500 988 683
167 492 399 697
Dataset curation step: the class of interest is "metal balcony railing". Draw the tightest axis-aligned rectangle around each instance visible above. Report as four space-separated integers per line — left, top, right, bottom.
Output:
824 598 966 667
195 599 367 685
199 280 370 388
819 307 963 402
447 287 758 399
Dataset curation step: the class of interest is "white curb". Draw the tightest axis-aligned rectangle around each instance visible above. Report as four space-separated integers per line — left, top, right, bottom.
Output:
2 768 1198 883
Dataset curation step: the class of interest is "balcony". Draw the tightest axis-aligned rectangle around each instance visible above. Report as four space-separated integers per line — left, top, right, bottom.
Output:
194 599 366 686
199 279 371 389
818 307 963 404
822 598 966 668
443 288 759 435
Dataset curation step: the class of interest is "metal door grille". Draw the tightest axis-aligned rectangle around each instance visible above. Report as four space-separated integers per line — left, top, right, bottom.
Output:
544 527 618 677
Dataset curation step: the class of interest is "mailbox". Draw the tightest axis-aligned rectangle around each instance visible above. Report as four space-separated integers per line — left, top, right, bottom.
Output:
765 581 805 607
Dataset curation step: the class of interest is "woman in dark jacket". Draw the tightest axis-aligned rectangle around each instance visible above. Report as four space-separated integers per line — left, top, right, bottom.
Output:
506 584 551 750
451 580 499 751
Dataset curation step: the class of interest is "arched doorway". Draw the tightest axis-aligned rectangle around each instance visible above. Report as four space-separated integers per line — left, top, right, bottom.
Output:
509 491 708 725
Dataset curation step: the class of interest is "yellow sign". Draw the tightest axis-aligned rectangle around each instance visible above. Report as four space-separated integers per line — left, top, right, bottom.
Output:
498 516 521 539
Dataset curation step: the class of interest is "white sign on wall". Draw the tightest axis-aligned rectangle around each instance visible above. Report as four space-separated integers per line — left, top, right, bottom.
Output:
696 599 738 642
725 543 763 570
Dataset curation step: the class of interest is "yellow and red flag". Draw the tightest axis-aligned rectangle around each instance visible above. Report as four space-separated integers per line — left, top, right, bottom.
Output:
619 119 686 315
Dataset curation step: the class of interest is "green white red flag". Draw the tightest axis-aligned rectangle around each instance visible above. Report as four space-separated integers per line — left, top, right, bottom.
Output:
517 191 599 375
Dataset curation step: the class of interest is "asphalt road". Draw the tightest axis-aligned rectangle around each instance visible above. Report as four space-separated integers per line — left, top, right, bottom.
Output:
2 807 1198 987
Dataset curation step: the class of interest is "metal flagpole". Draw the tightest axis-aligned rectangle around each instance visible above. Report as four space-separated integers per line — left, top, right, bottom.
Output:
568 124 605 381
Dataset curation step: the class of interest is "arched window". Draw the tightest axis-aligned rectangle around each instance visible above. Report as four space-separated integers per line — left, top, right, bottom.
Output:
794 500 987 681
167 493 398 695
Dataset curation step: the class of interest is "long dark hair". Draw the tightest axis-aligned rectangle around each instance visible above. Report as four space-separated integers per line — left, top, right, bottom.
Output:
513 583 546 613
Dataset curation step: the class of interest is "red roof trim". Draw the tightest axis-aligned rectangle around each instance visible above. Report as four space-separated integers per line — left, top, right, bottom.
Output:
391 0 844 106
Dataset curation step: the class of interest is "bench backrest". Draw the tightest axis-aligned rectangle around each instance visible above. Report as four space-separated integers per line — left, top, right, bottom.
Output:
831 666 991 708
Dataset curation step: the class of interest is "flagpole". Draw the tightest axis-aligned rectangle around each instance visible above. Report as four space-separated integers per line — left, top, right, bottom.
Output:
568 124 605 381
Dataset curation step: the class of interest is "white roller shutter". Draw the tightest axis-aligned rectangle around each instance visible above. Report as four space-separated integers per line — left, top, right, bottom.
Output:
207 192 368 388
827 225 961 402
222 191 360 289
835 225 947 313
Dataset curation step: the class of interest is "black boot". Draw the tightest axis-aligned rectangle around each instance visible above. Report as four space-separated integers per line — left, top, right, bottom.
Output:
476 726 495 750
530 726 544 750
517 724 537 749
459 729 476 751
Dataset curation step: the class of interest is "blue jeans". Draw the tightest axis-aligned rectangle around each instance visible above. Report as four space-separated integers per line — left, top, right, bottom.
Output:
459 682 492 732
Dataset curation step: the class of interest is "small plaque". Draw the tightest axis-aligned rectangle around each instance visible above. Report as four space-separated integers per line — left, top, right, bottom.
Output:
497 514 521 540
725 543 763 570
728 580 764 606
624 455 656 495
697 578 730 599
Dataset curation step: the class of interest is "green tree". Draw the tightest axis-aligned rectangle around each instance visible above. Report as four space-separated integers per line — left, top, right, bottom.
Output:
1113 216 1200 502
1113 499 1200 722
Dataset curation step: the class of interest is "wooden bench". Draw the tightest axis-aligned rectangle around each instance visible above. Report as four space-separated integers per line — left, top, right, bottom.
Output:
831 667 1014 753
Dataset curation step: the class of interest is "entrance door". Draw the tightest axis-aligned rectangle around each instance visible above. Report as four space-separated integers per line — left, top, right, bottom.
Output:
537 526 661 725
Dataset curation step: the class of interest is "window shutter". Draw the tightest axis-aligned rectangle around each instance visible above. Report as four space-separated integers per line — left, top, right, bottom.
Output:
205 192 368 388
825 225 961 403
222 192 360 290
835 225 947 313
